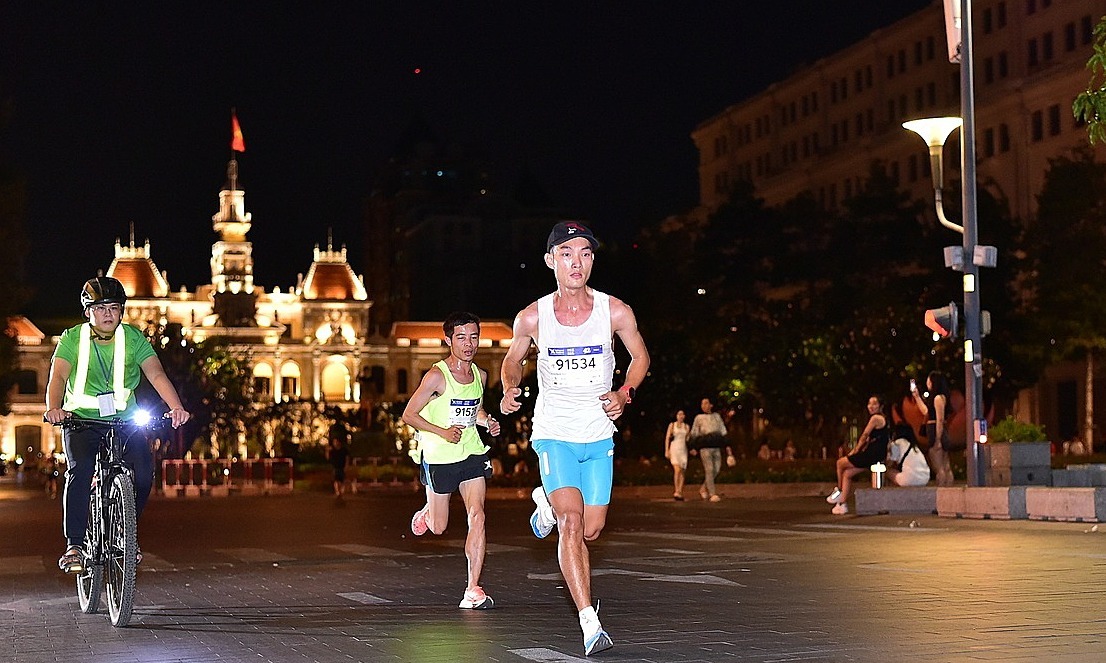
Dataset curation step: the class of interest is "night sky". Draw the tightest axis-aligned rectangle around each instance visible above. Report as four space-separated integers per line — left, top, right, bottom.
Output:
2 2 933 320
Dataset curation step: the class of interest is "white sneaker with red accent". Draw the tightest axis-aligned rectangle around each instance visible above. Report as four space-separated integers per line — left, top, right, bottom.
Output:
459 585 494 609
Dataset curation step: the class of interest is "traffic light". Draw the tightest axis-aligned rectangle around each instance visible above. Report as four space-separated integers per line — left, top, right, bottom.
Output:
924 302 958 340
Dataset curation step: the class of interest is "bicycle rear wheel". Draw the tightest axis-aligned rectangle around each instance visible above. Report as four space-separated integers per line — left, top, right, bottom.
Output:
76 483 103 614
105 473 137 627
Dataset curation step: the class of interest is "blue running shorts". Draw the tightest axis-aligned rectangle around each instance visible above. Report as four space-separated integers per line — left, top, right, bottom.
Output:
532 438 614 506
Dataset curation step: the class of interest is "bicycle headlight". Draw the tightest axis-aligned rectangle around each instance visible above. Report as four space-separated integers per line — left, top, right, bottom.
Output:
133 410 152 426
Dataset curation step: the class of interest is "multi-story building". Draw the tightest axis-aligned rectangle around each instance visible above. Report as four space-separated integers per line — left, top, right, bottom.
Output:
690 1 1106 442
1 156 514 464
692 0 1104 221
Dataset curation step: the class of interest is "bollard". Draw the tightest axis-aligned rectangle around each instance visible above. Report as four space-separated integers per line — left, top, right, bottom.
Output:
870 462 886 489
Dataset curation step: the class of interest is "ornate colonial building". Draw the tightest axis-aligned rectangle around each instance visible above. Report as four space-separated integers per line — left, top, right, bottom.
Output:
1 157 514 464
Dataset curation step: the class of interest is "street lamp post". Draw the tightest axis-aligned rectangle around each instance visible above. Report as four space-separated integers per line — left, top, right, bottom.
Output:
904 0 988 487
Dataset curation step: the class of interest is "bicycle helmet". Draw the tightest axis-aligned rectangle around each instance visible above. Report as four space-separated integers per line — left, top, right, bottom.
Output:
80 276 128 311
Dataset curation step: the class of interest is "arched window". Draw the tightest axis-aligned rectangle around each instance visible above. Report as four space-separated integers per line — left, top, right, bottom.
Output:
252 363 273 399
280 362 301 400
321 360 350 401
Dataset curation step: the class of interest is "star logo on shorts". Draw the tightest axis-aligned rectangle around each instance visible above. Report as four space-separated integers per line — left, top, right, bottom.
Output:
484 461 492 471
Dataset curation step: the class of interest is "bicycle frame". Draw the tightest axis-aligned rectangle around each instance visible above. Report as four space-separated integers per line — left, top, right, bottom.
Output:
58 415 162 627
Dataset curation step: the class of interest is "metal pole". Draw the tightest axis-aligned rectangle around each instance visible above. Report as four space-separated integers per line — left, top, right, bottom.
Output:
959 0 985 487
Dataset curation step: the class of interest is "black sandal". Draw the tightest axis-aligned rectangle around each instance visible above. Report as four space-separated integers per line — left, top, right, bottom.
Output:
58 546 84 574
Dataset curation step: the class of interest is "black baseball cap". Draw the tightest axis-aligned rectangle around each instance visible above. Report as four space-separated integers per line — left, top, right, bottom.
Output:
546 221 599 252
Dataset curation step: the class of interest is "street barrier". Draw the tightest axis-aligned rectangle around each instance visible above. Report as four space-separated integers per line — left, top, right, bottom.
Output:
161 458 294 497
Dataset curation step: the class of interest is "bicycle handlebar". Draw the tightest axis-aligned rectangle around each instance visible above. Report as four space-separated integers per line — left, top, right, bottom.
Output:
46 412 172 431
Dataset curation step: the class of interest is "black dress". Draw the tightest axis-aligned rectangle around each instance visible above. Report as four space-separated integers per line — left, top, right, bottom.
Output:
847 423 891 468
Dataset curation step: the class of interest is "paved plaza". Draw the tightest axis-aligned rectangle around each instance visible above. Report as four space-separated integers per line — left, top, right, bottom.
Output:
2 476 1106 662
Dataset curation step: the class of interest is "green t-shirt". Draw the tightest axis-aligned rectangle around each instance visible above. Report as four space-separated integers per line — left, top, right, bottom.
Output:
53 322 156 419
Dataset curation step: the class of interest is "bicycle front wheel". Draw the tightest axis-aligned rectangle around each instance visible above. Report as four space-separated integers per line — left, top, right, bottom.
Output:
104 472 137 627
76 482 103 614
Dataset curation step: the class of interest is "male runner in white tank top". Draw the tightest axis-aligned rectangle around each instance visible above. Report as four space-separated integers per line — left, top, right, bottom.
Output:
500 221 650 656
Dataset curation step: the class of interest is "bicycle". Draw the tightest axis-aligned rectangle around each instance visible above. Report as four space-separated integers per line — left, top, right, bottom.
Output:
53 411 166 627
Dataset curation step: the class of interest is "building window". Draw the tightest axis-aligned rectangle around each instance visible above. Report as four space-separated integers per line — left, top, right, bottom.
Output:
914 41 923 66
998 51 1009 78
368 366 385 395
999 124 1011 152
1031 110 1043 142
840 77 848 100
984 57 994 84
866 109 874 132
1065 22 1076 51
321 361 351 401
1048 104 1061 136
279 362 301 400
998 2 1007 28
1083 16 1094 45
841 120 849 143
898 50 906 73
1027 38 1039 67
927 37 935 61
886 55 895 78
830 81 837 103
811 92 819 112
1026 0 1036 15
1042 32 1053 62
831 124 839 146
865 65 873 87
890 161 900 186
927 82 936 107
983 8 994 34
855 69 863 93
914 87 924 112
397 369 409 395
887 99 896 122
908 154 919 183
15 369 37 394
983 128 995 157
856 113 864 136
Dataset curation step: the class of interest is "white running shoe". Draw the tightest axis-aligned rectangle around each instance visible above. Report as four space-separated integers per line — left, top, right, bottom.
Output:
458 585 494 609
584 627 613 656
831 503 849 515
581 602 613 656
530 486 556 539
826 487 843 504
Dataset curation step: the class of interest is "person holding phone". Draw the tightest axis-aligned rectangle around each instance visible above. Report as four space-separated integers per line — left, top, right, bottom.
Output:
911 371 954 485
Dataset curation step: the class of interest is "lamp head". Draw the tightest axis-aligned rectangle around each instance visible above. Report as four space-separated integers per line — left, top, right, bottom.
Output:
902 117 963 148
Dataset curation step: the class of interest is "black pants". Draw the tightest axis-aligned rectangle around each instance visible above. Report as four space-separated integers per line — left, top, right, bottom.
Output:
62 425 153 547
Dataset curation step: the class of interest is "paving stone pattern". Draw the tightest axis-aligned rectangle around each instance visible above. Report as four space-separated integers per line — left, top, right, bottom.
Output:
2 480 1106 662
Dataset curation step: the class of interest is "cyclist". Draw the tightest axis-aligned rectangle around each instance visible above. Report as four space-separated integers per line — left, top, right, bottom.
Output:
44 276 191 573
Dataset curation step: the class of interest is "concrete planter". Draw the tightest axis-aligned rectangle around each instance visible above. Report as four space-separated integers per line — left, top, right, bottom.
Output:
982 441 1051 486
1026 486 1106 522
937 486 1027 519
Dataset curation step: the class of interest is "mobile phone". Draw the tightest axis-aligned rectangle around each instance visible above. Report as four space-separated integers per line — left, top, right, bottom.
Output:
909 378 917 392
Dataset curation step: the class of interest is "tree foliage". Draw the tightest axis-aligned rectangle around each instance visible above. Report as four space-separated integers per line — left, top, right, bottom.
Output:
1074 15 1106 144
632 160 1029 451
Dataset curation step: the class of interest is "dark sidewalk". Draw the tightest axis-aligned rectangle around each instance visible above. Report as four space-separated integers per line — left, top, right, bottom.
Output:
2 476 1105 662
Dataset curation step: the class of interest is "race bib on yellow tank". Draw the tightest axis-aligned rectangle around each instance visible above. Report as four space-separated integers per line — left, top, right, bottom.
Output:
449 398 479 427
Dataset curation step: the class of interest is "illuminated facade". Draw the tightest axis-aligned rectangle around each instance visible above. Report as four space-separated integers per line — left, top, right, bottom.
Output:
2 158 514 462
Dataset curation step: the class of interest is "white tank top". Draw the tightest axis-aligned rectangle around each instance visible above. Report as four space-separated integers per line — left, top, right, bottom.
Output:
531 290 616 443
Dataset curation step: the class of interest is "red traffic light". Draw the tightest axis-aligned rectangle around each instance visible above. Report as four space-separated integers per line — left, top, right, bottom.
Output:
924 302 959 339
